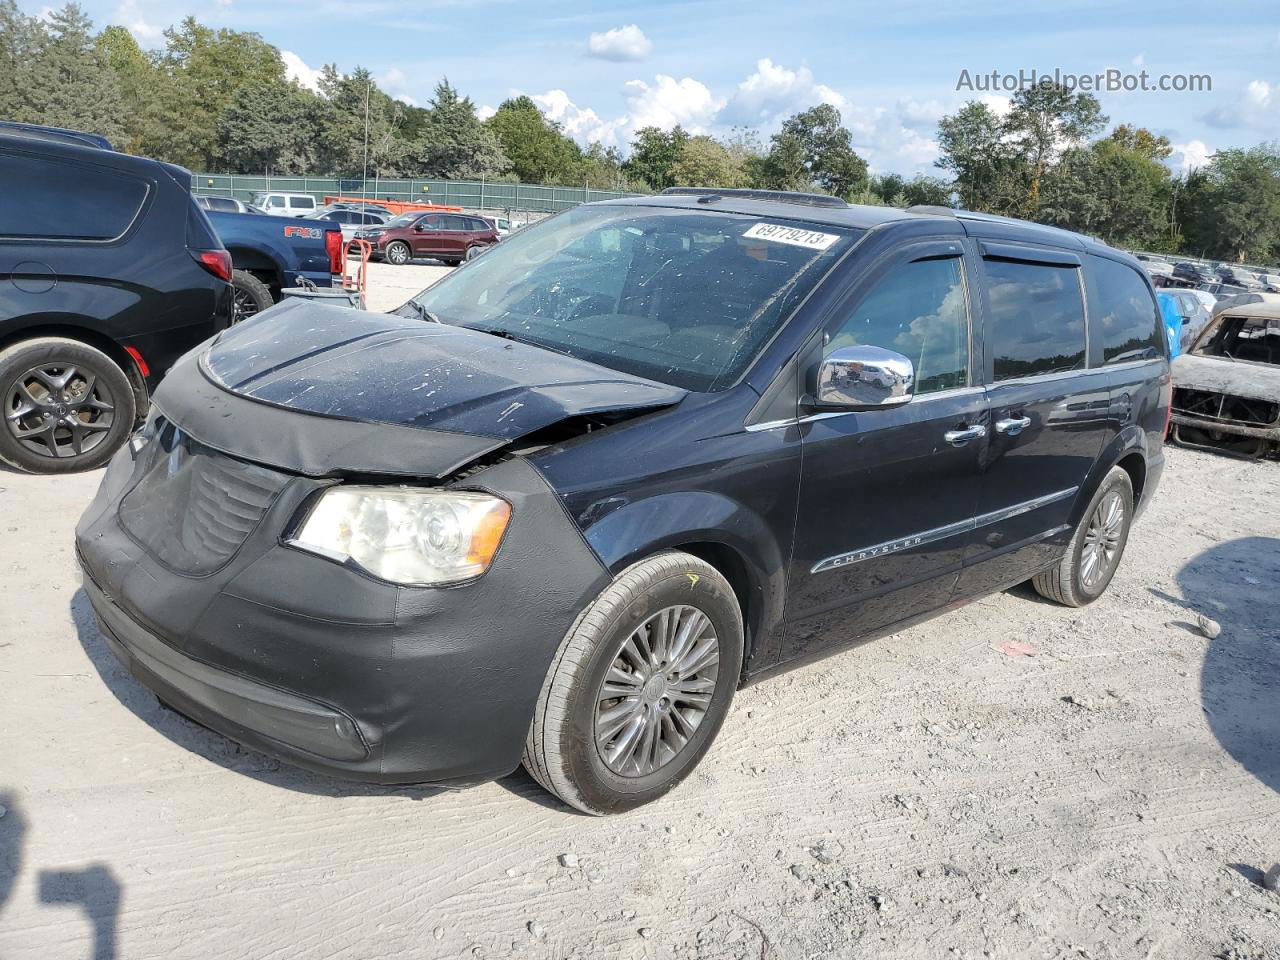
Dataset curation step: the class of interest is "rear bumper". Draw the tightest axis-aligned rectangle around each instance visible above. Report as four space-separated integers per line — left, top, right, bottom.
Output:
75 442 610 785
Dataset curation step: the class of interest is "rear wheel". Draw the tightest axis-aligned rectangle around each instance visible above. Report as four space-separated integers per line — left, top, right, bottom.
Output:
1032 467 1134 607
0 337 136 473
524 552 742 815
464 245 482 261
231 270 273 324
386 241 411 265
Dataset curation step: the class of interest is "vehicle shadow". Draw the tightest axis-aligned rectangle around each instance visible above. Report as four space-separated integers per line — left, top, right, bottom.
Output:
1 791 24 925
1173 536 1280 794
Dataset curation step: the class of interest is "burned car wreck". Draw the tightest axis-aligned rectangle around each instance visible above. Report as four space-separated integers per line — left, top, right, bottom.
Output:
1171 301 1280 458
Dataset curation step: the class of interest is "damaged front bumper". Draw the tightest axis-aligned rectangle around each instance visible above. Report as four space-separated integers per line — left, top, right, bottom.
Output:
75 435 610 785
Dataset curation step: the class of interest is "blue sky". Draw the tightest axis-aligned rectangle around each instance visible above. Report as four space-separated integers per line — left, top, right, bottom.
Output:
29 0 1280 176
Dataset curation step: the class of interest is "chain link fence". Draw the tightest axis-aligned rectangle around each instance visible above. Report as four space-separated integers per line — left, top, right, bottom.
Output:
192 174 645 215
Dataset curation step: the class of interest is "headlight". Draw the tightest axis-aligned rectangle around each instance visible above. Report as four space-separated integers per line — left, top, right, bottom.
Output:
289 487 511 586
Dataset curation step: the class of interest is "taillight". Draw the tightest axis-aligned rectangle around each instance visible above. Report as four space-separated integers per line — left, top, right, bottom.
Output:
325 229 343 274
193 249 233 283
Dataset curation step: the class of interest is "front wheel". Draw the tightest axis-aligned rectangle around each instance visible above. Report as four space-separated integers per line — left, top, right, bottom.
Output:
385 241 411 265
524 552 743 815
1032 467 1134 606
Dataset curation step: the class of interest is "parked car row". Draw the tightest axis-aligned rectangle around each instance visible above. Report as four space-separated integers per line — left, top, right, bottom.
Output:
354 211 500 265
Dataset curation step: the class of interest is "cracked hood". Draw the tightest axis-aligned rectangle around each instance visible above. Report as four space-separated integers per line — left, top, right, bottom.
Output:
153 299 686 479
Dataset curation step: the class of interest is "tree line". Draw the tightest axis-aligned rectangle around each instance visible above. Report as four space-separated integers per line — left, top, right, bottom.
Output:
3 3 1277 263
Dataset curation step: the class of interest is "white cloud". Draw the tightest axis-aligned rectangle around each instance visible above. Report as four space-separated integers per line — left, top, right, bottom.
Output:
532 90 624 144
720 58 845 127
978 94 1013 118
587 24 653 62
1201 79 1278 130
897 97 948 129
1169 139 1213 173
377 68 417 106
281 50 322 92
477 104 496 121
113 0 165 48
622 75 725 132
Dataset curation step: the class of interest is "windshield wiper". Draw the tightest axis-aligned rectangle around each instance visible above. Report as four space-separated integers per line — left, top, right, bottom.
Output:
472 326 575 358
402 299 441 323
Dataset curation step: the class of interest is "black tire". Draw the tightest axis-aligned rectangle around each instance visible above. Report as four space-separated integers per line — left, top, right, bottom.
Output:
386 241 411 265
1032 467 1134 607
0 337 137 474
524 551 743 815
441 258 461 267
231 269 273 324
464 245 482 261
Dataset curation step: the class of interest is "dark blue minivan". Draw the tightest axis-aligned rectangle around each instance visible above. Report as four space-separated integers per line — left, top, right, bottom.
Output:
77 189 1169 814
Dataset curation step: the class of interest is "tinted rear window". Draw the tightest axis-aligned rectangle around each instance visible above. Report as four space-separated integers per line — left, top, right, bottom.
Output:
983 258 1087 380
0 150 149 240
1089 257 1164 363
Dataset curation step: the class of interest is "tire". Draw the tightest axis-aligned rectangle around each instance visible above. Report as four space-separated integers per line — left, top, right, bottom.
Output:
441 258 461 267
385 241 411 265
230 269 273 324
524 551 743 815
1032 467 1135 607
0 337 137 474
464 245 482 261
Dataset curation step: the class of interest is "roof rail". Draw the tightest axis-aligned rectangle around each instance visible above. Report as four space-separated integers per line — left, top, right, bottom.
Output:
0 121 113 150
660 187 848 209
906 204 957 217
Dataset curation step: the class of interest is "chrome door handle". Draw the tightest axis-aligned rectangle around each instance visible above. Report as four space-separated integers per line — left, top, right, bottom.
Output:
944 424 987 446
995 415 1032 436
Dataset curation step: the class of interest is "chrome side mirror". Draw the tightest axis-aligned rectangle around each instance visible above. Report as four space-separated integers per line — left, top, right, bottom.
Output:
816 346 914 409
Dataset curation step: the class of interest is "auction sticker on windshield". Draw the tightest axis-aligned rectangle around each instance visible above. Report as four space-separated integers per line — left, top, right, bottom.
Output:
743 222 840 250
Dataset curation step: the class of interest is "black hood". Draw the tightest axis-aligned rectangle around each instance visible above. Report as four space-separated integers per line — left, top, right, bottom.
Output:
152 299 686 479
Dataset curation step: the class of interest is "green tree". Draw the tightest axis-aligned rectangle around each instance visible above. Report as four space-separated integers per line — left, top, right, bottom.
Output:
757 104 868 198
95 25 155 153
669 135 750 188
622 125 689 190
1181 145 1280 262
1003 83 1107 215
216 78 319 174
936 100 1023 213
410 79 508 179
21 4 125 143
486 96 582 183
313 65 409 178
0 1 41 122
138 18 287 169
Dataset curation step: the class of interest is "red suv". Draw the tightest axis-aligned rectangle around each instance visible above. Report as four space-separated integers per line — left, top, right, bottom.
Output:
359 213 498 266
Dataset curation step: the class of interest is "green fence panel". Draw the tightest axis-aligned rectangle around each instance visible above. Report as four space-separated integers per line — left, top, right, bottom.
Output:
192 173 646 213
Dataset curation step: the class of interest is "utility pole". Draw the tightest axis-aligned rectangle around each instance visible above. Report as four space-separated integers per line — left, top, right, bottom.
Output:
362 78 371 202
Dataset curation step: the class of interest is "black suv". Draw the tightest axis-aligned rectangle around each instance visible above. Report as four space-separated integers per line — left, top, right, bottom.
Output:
1172 261 1217 286
0 123 232 473
78 189 1169 814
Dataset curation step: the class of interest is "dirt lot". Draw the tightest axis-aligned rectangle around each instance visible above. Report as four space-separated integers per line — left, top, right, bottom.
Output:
1 283 1278 958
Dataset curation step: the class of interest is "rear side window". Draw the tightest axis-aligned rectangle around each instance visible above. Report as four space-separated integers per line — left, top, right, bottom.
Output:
0 151 149 241
290 196 315 211
827 257 970 395
1088 257 1164 364
471 217 492 231
266 196 285 208
205 197 237 212
983 258 1086 380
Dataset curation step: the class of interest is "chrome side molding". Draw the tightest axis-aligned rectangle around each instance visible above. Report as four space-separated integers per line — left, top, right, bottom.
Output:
811 487 1078 574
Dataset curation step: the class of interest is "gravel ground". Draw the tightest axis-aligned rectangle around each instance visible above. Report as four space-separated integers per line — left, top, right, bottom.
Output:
1 320 1278 957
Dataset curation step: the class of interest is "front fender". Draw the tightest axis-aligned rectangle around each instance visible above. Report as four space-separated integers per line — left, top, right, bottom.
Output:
578 490 787 672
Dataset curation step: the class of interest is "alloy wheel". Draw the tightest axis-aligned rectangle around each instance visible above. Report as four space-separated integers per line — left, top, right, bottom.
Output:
388 243 409 265
594 605 720 777
1080 490 1125 588
4 362 116 460
232 286 261 324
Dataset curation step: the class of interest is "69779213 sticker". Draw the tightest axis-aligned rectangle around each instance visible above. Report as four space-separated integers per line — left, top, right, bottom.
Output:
742 222 840 250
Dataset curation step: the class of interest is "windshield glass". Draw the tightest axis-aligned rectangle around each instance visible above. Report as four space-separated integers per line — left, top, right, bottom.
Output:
1194 313 1280 365
408 204 859 391
386 213 418 228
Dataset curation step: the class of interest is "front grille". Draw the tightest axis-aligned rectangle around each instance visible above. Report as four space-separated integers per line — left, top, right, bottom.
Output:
118 423 293 576
1172 388 1280 427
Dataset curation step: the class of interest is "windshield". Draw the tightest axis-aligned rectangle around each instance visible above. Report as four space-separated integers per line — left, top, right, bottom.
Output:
1194 313 1280 365
407 204 859 391
386 213 418 228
